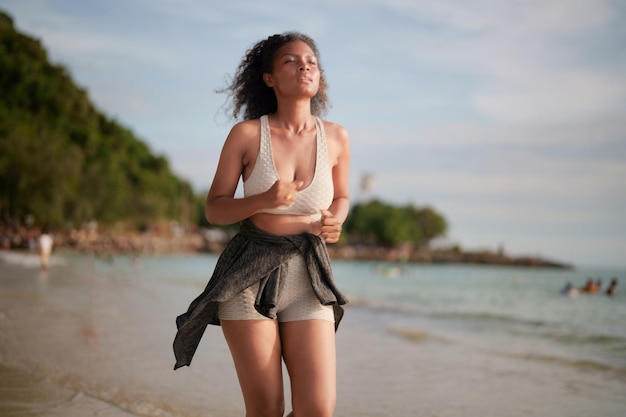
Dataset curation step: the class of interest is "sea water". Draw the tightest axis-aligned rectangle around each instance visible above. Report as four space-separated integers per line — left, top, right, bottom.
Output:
334 261 626 371
1 251 624 417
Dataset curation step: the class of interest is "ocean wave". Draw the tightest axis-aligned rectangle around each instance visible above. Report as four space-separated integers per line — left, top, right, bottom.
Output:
386 327 454 344
429 309 549 328
346 297 626 359
0 251 66 268
501 351 626 376
346 297 551 330
543 331 626 347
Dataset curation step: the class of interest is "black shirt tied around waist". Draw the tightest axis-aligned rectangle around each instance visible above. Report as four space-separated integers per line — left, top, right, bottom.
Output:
172 219 348 370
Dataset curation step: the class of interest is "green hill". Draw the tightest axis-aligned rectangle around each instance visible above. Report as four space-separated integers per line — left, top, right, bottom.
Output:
0 10 193 230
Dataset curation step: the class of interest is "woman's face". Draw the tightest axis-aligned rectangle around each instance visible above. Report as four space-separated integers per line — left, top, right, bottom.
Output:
264 40 320 99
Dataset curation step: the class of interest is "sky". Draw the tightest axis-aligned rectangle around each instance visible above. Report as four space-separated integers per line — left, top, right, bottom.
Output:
2 0 625 268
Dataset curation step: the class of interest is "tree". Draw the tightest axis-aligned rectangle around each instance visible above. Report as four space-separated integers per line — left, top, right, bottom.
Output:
0 10 194 229
344 200 447 247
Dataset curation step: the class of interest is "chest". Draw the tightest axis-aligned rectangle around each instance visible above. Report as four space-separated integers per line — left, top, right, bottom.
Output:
268 127 318 184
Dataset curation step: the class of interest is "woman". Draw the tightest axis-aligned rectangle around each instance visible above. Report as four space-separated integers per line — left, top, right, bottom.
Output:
173 32 350 417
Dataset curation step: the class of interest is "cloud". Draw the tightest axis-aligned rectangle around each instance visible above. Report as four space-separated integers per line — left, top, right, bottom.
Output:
373 161 623 201
350 113 626 151
161 147 218 190
132 0 227 24
382 0 613 33
42 31 179 70
474 69 625 123
348 0 626 124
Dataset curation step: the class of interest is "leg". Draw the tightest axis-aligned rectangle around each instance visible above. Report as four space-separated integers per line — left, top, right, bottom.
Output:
221 320 285 417
40 250 50 271
280 320 336 417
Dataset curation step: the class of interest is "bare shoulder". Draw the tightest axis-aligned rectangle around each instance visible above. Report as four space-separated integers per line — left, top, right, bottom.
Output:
223 119 261 154
227 119 261 142
320 119 350 165
320 119 350 145
222 119 262 168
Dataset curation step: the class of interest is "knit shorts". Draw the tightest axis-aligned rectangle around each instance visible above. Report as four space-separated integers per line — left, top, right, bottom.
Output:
218 254 334 323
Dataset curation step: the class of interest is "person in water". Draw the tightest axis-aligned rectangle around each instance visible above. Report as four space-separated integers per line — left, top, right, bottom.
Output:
173 32 350 417
606 278 618 297
580 278 599 293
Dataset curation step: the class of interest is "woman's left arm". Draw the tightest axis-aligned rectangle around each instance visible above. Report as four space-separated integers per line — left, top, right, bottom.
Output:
320 124 350 243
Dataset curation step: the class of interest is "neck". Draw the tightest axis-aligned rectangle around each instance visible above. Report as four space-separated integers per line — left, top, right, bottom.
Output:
271 100 314 134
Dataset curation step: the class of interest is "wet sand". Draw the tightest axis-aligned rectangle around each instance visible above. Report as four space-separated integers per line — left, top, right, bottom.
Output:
0 365 140 417
1 252 625 417
0 252 244 417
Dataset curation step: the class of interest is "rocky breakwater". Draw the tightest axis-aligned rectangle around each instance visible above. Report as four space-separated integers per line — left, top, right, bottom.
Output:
326 244 572 269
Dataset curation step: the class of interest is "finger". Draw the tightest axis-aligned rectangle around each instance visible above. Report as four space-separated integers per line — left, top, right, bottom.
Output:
320 209 334 225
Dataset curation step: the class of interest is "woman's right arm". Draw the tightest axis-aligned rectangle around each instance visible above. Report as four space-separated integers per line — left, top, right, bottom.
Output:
205 123 264 225
205 123 298 225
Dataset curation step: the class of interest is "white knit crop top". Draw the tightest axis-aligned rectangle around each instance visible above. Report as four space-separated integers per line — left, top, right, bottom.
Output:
243 115 334 220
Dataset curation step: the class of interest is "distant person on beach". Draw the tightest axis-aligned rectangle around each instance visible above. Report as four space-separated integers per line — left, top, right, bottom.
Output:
38 228 53 271
606 278 618 297
173 32 350 417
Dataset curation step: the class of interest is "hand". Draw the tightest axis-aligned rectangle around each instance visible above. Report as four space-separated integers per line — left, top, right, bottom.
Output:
266 180 303 209
319 209 342 243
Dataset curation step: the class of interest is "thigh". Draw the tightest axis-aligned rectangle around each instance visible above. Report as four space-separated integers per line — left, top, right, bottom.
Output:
277 256 334 323
218 282 268 321
221 320 285 416
280 320 337 417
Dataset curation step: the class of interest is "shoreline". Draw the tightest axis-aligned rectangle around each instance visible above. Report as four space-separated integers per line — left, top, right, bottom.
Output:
1 227 572 269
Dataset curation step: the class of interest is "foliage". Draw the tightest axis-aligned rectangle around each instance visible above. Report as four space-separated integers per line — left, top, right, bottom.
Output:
0 11 193 229
344 199 447 247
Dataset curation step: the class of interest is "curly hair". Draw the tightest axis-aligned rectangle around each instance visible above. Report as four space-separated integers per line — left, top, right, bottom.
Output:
218 32 330 121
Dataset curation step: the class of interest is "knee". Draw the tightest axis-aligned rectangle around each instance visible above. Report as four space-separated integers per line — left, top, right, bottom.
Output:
293 395 336 417
246 399 285 417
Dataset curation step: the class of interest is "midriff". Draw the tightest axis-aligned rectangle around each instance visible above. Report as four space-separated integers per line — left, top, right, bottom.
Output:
249 212 321 236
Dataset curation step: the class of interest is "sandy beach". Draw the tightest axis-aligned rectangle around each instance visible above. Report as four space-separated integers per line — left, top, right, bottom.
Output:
1 251 624 417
